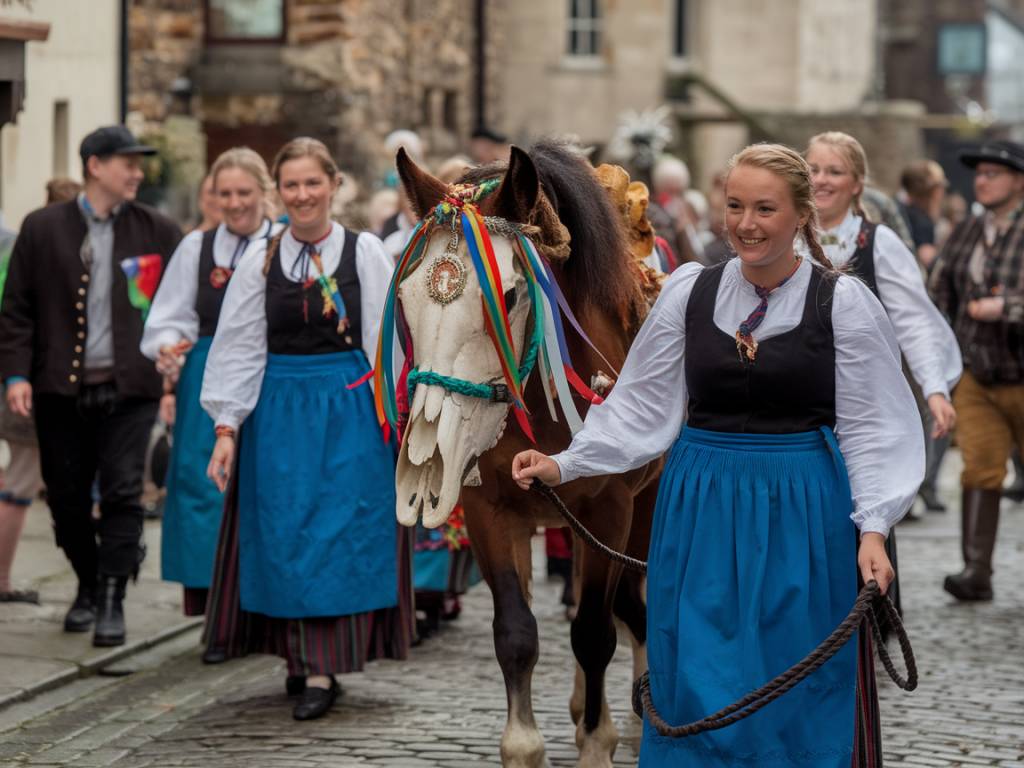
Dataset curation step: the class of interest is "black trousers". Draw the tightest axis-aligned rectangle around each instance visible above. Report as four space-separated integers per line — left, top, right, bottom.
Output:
34 385 158 582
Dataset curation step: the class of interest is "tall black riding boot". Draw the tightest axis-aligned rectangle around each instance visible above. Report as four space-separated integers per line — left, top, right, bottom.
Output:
93 575 128 647
943 488 1000 602
63 580 96 632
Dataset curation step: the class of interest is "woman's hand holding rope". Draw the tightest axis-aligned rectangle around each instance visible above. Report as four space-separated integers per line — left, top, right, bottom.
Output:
512 450 562 490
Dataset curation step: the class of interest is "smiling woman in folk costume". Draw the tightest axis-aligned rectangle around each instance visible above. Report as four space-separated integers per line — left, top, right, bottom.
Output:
513 144 924 766
805 133 962 620
200 137 412 721
141 147 280 621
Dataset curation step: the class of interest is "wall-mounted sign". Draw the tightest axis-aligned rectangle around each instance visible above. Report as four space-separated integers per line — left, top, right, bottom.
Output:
938 23 987 76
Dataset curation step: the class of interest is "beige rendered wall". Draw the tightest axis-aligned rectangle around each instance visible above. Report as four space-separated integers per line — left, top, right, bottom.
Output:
0 0 120 230
499 0 672 146
690 0 876 188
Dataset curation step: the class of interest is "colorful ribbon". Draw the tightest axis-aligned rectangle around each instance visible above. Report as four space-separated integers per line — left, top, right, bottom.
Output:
371 196 612 445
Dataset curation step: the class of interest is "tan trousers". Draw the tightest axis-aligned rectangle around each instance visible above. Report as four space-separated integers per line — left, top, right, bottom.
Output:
953 371 1024 489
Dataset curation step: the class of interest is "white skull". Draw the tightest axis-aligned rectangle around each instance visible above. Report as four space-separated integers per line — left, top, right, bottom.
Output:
396 226 531 529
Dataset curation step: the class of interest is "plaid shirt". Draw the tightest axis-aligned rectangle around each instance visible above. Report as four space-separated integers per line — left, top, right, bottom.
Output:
928 204 1024 384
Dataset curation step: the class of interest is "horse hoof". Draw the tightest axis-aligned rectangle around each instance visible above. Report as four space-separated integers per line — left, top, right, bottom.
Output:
501 725 546 768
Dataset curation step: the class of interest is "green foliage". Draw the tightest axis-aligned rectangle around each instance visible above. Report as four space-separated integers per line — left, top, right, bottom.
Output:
136 131 177 206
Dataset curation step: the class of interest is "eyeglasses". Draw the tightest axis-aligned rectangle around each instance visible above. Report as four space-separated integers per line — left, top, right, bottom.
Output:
976 168 1011 180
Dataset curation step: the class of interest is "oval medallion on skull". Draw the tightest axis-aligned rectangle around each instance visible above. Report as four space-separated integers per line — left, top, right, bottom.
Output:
426 255 468 305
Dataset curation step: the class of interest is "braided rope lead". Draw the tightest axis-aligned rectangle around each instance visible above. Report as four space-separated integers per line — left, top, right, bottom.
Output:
528 480 919 739
531 480 647 573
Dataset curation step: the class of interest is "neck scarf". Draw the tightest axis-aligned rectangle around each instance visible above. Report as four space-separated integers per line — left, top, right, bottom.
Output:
735 257 802 363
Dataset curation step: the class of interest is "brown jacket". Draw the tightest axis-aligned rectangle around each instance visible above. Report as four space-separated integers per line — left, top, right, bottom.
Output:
928 205 1024 385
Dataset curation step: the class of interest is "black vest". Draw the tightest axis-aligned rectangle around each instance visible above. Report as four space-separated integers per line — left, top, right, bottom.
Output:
196 229 226 337
845 219 878 297
196 224 274 337
685 262 837 433
265 228 362 355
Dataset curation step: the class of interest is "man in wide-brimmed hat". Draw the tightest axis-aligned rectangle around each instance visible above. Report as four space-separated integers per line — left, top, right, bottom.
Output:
929 139 1024 602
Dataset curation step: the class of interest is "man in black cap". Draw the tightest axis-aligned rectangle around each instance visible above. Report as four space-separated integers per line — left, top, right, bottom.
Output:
0 125 181 645
469 126 511 165
929 139 1024 602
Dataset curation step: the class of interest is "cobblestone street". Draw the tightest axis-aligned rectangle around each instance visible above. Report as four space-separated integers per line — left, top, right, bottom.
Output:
0 451 1021 767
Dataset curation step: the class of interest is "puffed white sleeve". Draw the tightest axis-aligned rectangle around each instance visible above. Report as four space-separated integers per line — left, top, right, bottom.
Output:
200 240 269 431
551 263 702 483
355 232 396 364
873 225 962 399
833 275 925 538
141 230 203 360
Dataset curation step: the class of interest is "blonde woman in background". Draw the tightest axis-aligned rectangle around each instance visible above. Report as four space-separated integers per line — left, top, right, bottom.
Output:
805 132 962 498
141 147 281 624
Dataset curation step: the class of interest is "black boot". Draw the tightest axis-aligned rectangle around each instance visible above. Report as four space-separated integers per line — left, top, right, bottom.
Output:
918 483 947 513
63 582 96 633
943 488 1000 602
93 575 128 647
1003 456 1024 503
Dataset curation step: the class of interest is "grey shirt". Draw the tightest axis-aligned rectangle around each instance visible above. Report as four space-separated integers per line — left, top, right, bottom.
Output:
78 195 116 371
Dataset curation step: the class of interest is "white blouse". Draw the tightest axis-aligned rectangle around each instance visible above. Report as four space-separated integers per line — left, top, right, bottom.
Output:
200 223 394 431
551 257 925 538
809 210 962 399
140 220 280 359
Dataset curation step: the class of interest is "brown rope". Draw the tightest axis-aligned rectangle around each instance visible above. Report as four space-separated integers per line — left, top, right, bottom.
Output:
531 480 647 573
529 479 919 738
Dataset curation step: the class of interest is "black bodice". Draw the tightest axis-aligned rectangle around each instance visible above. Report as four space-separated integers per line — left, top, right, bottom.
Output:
265 228 363 355
845 219 878 297
196 228 226 337
684 261 838 433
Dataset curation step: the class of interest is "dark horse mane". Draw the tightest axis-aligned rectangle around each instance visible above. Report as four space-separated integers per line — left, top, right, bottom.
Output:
458 138 634 314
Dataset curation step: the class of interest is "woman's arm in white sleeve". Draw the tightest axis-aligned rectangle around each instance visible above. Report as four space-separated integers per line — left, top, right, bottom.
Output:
355 232 395 365
551 263 701 483
873 225 963 398
200 240 269 430
833 275 925 538
141 230 203 360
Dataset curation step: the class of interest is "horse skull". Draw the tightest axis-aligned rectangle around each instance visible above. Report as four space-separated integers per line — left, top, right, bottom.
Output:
396 230 531 529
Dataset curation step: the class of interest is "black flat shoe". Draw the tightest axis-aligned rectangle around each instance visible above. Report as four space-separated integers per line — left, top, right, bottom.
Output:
202 647 228 665
918 487 947 512
292 678 339 720
286 675 306 696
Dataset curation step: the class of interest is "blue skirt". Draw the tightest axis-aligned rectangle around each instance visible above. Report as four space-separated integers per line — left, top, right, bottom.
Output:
413 522 482 594
641 426 858 767
237 351 398 619
162 336 223 588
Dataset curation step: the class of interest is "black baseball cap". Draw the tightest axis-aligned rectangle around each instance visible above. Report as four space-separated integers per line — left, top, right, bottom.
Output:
959 140 1024 175
79 125 157 167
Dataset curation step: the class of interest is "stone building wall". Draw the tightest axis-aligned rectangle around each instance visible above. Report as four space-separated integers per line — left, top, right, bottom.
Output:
128 0 497 200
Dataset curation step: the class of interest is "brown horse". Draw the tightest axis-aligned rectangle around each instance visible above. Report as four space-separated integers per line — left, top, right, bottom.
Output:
394 140 663 767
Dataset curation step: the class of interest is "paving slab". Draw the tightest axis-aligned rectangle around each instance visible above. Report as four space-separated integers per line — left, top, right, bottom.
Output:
0 507 202 707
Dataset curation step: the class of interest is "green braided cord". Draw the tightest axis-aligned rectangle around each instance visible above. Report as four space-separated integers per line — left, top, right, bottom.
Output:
407 370 494 399
407 327 542 402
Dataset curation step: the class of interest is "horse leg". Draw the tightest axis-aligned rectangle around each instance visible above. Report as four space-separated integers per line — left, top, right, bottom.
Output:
614 568 648 685
616 478 655 689
468 506 546 768
571 500 631 767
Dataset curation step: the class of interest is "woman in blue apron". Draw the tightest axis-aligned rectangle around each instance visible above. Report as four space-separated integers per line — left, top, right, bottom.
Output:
142 147 279 620
513 144 925 766
201 137 412 721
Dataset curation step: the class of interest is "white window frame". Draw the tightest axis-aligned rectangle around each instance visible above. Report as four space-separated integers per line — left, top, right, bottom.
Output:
667 0 692 72
566 0 603 59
